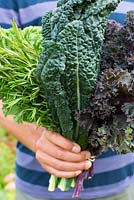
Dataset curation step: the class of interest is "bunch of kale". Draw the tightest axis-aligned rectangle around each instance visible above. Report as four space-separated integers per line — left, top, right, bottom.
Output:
37 0 121 149
36 0 122 195
76 11 134 157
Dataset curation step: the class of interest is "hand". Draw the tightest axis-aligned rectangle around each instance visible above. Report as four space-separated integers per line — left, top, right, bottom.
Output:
0 100 92 178
35 129 92 178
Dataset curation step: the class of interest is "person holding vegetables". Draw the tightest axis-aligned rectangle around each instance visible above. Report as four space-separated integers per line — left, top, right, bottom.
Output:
0 0 134 200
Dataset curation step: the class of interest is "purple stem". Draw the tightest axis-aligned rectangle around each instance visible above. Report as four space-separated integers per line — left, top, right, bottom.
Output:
72 162 94 198
88 161 94 178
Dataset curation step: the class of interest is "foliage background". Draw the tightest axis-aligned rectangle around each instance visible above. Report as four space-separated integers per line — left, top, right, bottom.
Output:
0 126 16 200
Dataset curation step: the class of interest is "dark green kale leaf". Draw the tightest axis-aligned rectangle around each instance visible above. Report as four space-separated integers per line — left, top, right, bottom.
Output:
36 0 121 143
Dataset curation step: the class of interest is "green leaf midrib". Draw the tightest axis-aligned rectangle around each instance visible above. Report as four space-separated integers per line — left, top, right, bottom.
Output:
76 30 81 112
76 27 81 140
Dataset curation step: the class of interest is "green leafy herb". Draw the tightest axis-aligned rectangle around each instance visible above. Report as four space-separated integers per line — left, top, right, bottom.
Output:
0 22 55 129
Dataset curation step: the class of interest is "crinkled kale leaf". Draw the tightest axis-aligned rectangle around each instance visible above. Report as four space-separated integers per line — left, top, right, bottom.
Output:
37 0 121 146
101 11 134 71
76 12 134 157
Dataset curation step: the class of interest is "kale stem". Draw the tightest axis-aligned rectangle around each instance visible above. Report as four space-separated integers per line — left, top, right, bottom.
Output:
70 177 76 188
57 178 67 191
48 175 58 191
58 178 75 191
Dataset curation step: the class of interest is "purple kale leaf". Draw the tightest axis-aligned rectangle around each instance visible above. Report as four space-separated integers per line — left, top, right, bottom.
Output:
76 68 134 156
101 11 134 71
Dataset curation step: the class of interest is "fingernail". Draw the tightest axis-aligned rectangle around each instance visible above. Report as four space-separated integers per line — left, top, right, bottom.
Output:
72 145 80 153
85 160 92 170
75 170 82 176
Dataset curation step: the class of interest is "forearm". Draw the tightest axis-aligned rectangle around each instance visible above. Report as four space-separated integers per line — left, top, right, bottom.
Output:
0 116 42 152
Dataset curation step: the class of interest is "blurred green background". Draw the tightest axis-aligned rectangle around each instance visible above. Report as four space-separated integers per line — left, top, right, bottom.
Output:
0 126 16 200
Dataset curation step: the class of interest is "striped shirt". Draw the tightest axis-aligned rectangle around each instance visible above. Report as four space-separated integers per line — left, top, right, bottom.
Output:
1 0 134 199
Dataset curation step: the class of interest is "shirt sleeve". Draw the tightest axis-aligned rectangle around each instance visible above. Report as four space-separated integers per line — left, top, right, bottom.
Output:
0 0 20 28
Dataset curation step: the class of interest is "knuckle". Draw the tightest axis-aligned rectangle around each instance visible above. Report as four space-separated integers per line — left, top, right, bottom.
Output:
51 132 59 140
66 143 73 151
55 162 63 170
36 139 42 149
35 150 41 161
65 140 73 149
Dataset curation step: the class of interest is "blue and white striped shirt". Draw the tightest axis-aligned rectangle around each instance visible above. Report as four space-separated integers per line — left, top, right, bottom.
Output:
0 0 134 199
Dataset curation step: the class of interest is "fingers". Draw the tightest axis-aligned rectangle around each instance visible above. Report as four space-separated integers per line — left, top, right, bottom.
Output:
36 137 90 162
36 150 92 178
36 150 92 171
42 129 81 153
35 130 92 178
40 164 82 178
35 128 92 178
